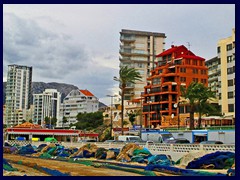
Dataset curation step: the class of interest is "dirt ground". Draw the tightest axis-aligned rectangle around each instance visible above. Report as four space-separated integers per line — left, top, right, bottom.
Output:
3 154 146 176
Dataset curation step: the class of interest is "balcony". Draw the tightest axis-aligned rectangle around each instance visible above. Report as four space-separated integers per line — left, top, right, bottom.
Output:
120 36 136 42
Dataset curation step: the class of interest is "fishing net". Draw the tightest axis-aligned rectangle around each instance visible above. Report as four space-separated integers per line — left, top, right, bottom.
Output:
95 148 107 159
18 144 36 154
175 151 206 168
147 154 174 166
3 158 18 171
186 151 235 169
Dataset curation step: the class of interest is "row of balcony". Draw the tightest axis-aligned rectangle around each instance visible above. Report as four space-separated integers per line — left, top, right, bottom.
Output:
119 49 149 56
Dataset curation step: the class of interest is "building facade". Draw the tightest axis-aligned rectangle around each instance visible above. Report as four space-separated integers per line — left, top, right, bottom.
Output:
142 45 208 128
217 28 235 118
33 89 61 127
119 29 166 100
5 64 32 127
206 56 220 95
59 89 99 127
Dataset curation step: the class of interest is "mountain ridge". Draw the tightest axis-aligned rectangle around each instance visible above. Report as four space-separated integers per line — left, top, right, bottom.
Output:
3 82 107 108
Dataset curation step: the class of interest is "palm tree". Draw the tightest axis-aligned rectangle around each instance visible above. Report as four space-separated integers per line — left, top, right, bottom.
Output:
180 82 216 130
114 66 142 135
195 86 216 128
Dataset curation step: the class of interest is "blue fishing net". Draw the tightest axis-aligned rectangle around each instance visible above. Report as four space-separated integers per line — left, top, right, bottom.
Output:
186 151 235 169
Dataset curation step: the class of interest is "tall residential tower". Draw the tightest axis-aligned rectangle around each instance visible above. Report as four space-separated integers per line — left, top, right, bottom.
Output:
119 29 166 100
5 64 32 126
217 28 235 118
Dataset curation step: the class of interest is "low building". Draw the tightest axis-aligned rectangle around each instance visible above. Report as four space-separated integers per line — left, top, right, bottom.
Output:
58 89 99 128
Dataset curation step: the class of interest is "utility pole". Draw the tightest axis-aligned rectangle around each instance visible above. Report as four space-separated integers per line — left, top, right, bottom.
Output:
107 95 117 138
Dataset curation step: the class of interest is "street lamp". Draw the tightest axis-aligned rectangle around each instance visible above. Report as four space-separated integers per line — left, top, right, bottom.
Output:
174 101 181 130
147 89 152 129
107 95 117 138
148 97 152 129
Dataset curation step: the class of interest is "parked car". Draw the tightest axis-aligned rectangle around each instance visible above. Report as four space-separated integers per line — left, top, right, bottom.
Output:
166 138 190 144
104 140 124 143
79 139 97 142
200 140 223 144
44 137 57 143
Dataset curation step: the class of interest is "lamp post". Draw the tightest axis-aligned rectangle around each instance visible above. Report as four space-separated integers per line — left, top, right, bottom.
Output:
174 101 180 130
148 97 152 129
107 95 117 138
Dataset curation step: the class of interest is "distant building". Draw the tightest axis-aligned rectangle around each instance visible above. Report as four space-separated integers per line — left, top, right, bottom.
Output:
217 28 235 118
206 56 220 95
119 29 166 100
33 89 61 127
5 64 32 127
142 45 208 128
59 89 99 127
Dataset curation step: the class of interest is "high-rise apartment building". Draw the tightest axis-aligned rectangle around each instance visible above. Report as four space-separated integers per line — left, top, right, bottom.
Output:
5 64 32 127
33 89 61 127
58 89 99 127
142 45 208 128
217 28 235 118
119 29 166 100
206 56 220 95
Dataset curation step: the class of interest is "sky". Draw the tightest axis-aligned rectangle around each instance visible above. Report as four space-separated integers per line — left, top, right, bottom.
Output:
3 4 235 105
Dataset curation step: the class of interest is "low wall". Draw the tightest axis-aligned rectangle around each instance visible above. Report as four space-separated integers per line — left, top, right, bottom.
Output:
6 140 235 161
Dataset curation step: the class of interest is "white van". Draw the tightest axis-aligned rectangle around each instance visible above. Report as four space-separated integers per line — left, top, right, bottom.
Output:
118 135 142 142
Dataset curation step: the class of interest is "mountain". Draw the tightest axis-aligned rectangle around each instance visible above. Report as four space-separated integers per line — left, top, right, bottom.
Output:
3 82 106 108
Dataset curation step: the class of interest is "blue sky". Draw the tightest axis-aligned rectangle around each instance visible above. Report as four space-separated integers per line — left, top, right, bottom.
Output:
3 4 235 105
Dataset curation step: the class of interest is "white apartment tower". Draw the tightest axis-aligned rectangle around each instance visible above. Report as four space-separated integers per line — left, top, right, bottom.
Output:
119 29 166 100
5 64 32 127
33 89 61 127
59 89 99 127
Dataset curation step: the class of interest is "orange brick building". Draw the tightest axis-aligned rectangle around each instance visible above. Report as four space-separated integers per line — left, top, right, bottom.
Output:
142 45 208 128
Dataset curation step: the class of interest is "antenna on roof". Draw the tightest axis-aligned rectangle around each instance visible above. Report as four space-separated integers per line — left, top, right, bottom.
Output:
186 42 191 51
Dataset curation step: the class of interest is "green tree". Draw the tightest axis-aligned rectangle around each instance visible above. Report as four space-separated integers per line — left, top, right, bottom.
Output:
74 111 103 130
181 82 217 130
22 119 26 123
44 116 50 125
29 119 33 123
114 66 142 135
195 86 217 129
51 117 57 127
62 116 68 126
128 112 136 126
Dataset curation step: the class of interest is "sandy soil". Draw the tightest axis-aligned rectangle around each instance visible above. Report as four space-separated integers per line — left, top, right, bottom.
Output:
3 154 145 176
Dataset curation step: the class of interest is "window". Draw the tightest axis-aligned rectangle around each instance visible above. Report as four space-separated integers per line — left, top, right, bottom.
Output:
227 67 233 74
193 60 197 65
219 93 221 100
180 77 186 82
193 69 198 74
228 92 234 99
201 70 206 74
228 79 234 86
201 79 207 84
193 78 198 82
186 59 190 64
228 104 234 112
180 68 186 73
217 46 221 53
199 61 203 66
226 44 233 51
227 56 232 63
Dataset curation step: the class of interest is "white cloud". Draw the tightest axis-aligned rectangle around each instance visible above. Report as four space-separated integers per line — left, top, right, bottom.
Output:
3 4 235 101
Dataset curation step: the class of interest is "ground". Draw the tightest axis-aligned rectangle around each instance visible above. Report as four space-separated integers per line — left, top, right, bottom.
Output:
3 154 146 176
